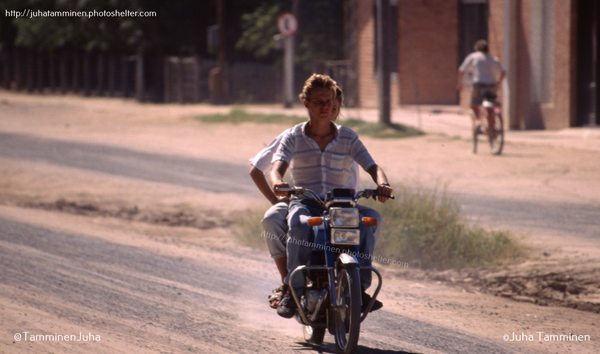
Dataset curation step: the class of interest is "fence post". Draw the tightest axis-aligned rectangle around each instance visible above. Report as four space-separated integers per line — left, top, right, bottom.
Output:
135 50 144 101
96 52 105 96
107 53 116 96
0 51 7 89
71 51 80 93
60 50 69 93
83 52 91 96
13 49 22 90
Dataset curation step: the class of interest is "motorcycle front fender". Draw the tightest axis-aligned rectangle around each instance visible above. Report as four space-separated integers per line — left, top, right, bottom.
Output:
337 252 358 265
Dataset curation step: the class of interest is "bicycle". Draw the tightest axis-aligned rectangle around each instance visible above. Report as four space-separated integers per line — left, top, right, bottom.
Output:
472 91 504 155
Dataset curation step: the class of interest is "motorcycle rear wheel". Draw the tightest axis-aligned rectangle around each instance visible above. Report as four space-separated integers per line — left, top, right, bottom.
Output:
334 264 361 354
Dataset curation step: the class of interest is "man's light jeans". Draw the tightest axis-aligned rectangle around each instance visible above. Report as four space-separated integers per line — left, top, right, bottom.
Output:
281 198 380 290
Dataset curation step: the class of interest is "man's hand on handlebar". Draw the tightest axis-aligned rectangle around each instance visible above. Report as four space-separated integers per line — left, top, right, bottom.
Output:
273 182 291 197
376 184 394 203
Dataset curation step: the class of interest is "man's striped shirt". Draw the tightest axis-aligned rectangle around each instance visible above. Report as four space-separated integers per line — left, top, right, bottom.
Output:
272 121 376 197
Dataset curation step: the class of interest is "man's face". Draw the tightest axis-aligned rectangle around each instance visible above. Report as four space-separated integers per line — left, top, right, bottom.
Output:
330 98 341 122
305 88 334 122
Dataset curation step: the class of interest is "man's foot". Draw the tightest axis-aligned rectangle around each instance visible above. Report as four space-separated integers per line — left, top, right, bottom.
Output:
277 288 297 318
361 291 383 313
268 285 285 309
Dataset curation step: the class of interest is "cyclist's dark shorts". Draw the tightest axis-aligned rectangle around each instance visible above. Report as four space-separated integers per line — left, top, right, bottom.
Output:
471 83 497 106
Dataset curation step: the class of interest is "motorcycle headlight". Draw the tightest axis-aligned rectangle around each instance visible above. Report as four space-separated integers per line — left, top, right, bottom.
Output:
329 207 359 228
331 228 360 245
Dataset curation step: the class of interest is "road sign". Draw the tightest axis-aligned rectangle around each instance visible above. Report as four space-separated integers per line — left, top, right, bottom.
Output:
277 12 298 37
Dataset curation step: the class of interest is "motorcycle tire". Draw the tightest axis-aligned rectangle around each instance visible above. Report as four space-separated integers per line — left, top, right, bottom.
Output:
334 263 361 354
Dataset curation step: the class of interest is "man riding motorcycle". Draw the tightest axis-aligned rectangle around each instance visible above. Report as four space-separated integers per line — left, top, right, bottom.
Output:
249 85 383 312
270 73 393 318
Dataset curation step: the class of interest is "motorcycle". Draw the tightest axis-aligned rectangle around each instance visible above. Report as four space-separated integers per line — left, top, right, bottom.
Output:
276 186 393 354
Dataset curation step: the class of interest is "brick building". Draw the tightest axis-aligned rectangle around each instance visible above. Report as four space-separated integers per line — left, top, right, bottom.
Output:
346 0 599 130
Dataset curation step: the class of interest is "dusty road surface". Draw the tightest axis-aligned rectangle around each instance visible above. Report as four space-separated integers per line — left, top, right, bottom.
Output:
0 92 599 353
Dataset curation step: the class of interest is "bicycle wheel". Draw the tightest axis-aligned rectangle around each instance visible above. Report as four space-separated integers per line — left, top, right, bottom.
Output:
471 112 481 154
488 111 504 155
472 123 480 154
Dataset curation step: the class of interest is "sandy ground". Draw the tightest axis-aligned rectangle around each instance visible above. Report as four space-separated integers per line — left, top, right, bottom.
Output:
0 91 599 353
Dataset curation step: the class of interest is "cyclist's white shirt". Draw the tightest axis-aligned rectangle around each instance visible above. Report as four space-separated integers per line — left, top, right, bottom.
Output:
459 51 504 85
271 122 376 196
249 127 361 190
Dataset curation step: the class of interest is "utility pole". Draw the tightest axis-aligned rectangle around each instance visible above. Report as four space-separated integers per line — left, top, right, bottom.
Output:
283 34 294 108
278 4 298 108
376 0 391 125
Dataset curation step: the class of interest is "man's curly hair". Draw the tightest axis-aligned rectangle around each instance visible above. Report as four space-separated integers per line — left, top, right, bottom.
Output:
298 73 338 103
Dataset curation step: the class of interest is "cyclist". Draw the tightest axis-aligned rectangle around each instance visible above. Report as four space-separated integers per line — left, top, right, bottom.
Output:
457 39 505 134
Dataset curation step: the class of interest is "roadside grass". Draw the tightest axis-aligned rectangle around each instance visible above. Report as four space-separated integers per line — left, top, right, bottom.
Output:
196 108 423 139
340 118 423 139
233 209 268 251
235 184 523 270
364 184 523 269
195 107 304 125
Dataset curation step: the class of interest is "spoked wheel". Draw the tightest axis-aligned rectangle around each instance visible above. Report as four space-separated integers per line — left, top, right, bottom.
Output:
303 325 325 344
488 112 504 155
334 264 361 354
471 111 480 154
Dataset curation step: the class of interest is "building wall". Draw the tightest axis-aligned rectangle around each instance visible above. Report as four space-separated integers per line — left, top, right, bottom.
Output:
355 0 377 108
513 0 574 129
354 0 400 108
353 0 576 129
397 0 458 104
548 0 575 129
488 0 504 61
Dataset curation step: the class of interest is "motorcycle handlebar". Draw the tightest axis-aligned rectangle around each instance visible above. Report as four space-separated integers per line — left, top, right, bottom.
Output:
273 186 304 194
359 189 396 200
274 186 395 200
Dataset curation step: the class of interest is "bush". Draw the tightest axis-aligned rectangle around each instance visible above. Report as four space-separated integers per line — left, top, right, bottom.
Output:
367 184 523 269
232 209 268 251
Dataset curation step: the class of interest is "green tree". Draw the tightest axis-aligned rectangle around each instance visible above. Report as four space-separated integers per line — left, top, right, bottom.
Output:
235 2 280 59
235 0 344 70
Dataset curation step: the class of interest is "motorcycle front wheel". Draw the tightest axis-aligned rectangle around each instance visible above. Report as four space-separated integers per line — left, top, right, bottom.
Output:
334 263 361 354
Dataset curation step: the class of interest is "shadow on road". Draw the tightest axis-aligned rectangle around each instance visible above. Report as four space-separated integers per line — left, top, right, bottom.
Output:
0 131 253 194
292 341 416 354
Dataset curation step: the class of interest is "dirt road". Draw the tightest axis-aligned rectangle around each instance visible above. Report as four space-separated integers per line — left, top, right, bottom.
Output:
0 92 598 353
